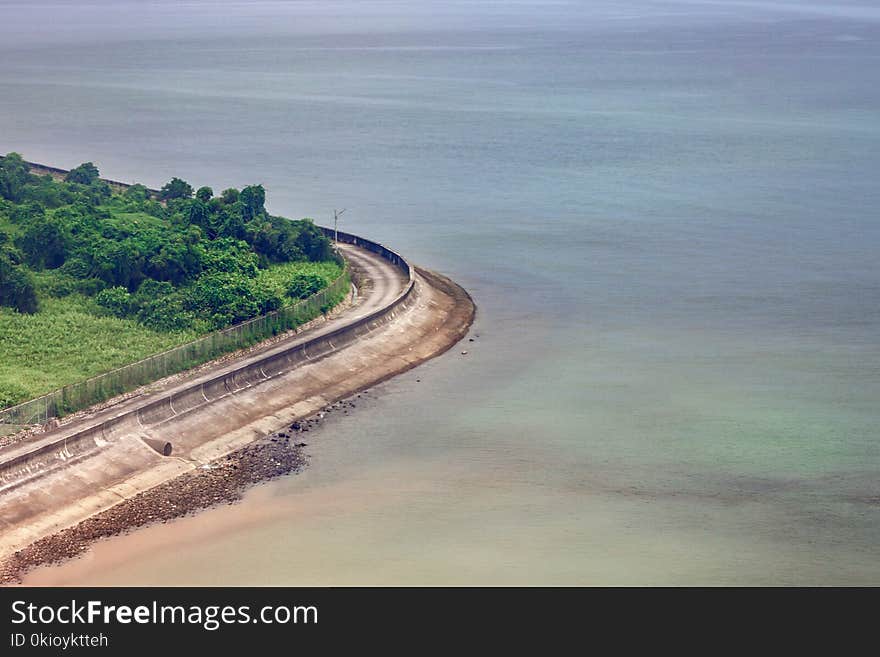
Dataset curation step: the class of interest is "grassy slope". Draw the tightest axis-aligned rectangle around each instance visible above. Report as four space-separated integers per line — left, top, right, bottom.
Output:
0 297 194 407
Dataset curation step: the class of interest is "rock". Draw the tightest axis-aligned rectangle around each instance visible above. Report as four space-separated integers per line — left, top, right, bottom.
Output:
461 350 468 355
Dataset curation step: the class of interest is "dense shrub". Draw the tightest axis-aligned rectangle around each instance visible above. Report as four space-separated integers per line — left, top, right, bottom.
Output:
137 294 193 332
186 271 262 329
95 286 134 318
0 251 38 313
10 200 45 225
287 272 326 299
18 214 70 269
124 183 150 202
201 238 259 276
58 257 91 279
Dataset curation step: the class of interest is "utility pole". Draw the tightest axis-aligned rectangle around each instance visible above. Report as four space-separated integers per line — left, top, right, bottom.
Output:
333 208 346 246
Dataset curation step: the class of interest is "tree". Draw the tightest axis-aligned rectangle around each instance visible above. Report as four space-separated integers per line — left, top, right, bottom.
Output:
147 238 203 285
200 238 259 276
239 185 266 221
89 238 146 289
159 177 194 201
23 174 66 208
18 215 70 269
187 199 209 228
84 179 112 206
0 155 340 328
219 202 246 240
220 188 239 204
293 220 333 261
0 251 38 313
0 152 31 203
65 162 100 185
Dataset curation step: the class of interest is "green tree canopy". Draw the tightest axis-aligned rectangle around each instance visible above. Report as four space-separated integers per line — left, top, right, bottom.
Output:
220 188 239 204
65 162 100 185
18 214 71 269
0 153 32 203
239 184 266 221
159 177 194 201
0 154 335 332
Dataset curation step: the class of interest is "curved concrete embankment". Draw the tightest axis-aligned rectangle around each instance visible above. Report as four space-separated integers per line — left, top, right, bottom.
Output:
0 231 410 490
0 231 474 556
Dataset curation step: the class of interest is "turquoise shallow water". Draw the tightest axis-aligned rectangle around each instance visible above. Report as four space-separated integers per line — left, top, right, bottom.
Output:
2 1 879 584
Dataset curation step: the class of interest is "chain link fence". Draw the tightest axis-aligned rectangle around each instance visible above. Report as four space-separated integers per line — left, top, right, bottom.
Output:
0 260 350 427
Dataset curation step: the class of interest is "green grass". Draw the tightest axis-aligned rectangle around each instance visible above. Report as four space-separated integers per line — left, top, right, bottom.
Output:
0 296 196 408
0 260 345 408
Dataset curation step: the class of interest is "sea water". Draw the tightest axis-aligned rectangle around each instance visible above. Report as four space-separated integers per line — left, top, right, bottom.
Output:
1 0 878 584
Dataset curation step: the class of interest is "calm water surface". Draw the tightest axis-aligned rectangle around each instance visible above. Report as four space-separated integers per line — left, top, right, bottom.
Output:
1 1 878 584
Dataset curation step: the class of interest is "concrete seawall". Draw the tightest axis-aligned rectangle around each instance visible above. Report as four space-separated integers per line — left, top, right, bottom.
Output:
0 230 415 492
0 160 475 562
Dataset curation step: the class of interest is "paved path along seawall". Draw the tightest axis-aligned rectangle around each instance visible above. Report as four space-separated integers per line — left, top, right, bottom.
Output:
0 231 475 557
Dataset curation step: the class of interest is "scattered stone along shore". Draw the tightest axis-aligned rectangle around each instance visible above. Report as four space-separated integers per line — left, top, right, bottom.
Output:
0 395 364 585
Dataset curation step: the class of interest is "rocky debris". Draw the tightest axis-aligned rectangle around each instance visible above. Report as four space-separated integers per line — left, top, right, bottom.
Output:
0 430 305 585
0 424 43 449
